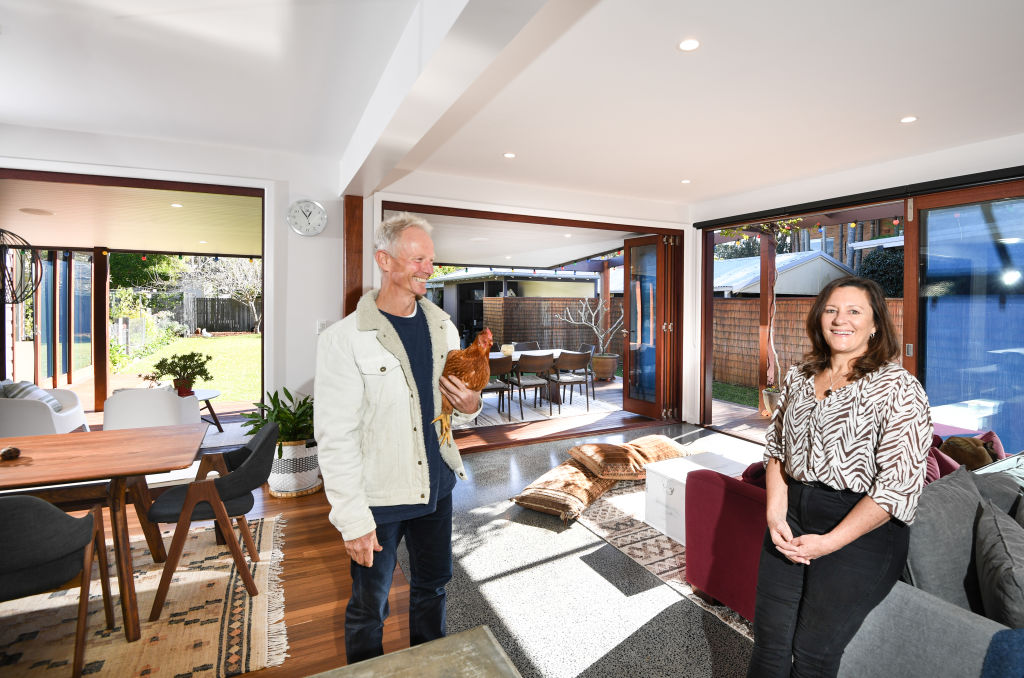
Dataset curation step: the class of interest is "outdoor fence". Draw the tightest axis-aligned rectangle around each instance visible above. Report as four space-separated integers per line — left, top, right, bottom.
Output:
713 297 904 388
193 298 261 333
483 297 625 356
110 317 148 355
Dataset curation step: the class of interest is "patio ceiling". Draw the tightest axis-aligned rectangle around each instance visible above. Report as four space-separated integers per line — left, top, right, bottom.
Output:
0 177 262 257
383 209 642 269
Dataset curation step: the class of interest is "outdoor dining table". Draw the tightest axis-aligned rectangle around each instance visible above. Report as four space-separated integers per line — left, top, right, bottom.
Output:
488 349 568 405
0 422 209 642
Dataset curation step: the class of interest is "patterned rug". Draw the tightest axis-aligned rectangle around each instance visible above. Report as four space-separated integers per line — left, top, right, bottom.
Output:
578 480 754 640
454 389 620 429
0 515 287 677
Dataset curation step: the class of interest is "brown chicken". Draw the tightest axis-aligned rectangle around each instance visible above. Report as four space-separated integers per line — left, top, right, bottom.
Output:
432 327 493 446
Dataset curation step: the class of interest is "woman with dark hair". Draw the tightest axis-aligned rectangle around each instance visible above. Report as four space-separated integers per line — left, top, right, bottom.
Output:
747 276 932 678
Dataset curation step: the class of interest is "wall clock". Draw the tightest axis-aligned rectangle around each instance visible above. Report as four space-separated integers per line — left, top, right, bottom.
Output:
286 199 327 236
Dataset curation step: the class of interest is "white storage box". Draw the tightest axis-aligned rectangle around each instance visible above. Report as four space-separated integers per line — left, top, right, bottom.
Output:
644 452 749 544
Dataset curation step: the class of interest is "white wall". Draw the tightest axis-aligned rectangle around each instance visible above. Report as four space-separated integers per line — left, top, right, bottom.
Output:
518 280 596 297
0 122 344 397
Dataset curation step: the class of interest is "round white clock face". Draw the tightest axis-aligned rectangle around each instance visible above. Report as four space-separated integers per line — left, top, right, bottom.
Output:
286 199 327 236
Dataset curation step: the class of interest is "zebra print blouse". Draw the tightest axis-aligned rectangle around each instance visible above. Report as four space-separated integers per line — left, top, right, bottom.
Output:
764 361 933 524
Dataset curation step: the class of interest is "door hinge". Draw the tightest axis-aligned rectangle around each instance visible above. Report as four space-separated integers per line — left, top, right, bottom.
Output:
906 343 914 357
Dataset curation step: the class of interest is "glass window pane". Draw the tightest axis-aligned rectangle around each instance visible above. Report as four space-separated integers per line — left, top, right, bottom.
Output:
922 197 1024 453
58 254 69 374
628 243 657 402
73 253 92 371
39 253 53 379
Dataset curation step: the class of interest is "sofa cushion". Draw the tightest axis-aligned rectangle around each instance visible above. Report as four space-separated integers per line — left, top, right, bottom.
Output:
567 434 687 480
975 499 1024 627
905 467 985 613
3 381 63 412
741 461 767 488
976 431 1006 460
512 458 616 522
975 472 1022 515
941 436 997 471
924 450 941 485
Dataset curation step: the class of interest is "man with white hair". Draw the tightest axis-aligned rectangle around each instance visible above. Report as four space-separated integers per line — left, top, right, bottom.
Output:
314 212 482 664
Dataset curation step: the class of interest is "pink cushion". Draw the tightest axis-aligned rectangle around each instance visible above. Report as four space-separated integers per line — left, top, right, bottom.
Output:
932 445 961 477
924 451 941 485
976 431 1006 459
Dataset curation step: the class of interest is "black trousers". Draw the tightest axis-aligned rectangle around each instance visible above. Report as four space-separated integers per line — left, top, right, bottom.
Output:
747 480 909 678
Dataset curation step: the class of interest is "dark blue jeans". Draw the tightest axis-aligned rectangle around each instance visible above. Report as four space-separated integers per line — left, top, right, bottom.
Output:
747 480 908 678
344 493 453 664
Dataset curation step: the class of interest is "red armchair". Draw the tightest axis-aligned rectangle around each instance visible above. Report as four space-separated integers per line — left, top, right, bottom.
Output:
683 469 766 621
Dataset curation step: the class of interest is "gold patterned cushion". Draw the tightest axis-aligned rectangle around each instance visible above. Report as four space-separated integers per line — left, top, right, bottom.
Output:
512 459 616 522
568 434 689 480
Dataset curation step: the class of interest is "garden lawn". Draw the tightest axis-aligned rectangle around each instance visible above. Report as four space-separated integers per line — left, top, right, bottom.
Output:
713 380 759 408
120 334 261 405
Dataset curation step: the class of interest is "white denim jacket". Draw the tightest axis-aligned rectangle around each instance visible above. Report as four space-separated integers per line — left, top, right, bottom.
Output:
314 290 479 540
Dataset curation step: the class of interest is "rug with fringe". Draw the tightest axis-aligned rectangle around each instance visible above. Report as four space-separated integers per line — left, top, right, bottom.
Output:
577 480 754 640
0 515 287 677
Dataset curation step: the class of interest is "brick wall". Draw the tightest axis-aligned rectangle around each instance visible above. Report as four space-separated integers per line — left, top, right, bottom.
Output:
483 297 624 355
713 297 905 387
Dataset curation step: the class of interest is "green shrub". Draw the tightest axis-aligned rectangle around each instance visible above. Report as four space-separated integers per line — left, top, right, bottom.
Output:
858 248 904 297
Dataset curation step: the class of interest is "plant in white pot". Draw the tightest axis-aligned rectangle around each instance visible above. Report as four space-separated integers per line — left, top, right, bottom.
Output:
241 388 321 497
555 298 625 381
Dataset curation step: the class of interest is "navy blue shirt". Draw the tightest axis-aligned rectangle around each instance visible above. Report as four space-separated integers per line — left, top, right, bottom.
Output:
372 305 455 524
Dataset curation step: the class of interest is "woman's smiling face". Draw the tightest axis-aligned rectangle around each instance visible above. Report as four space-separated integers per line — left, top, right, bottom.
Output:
821 285 877 361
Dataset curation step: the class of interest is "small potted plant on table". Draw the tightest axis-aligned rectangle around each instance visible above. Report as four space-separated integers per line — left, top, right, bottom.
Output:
142 351 213 396
241 388 320 498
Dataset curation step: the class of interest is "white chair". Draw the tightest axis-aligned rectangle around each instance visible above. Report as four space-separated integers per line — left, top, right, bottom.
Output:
103 388 200 430
0 388 89 437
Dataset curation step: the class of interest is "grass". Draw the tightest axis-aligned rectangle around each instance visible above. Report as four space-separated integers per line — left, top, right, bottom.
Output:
713 380 759 408
119 334 262 404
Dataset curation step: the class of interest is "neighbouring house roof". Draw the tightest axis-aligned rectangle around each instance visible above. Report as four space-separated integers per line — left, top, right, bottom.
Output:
714 250 855 295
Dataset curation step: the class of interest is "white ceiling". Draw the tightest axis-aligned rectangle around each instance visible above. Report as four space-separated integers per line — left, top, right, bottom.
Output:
2 0 1024 262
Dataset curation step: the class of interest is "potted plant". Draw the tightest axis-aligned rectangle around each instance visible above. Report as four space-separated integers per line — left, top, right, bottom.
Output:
241 388 320 497
555 298 625 381
142 351 213 396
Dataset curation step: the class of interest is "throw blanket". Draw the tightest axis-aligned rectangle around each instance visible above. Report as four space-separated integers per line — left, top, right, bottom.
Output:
982 628 1024 678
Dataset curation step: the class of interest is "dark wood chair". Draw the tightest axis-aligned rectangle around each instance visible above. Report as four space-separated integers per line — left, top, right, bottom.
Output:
576 344 597 399
479 355 514 422
147 422 279 620
546 350 592 412
513 341 540 351
508 353 555 418
0 497 114 678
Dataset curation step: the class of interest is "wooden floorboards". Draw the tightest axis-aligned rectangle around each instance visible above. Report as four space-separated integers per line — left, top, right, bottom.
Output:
454 409 662 453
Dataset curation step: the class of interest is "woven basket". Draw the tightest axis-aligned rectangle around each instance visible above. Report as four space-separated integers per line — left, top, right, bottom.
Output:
268 440 321 497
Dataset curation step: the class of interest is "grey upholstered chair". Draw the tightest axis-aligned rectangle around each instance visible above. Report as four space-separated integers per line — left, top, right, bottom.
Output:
147 422 279 620
479 354 514 422
0 497 114 678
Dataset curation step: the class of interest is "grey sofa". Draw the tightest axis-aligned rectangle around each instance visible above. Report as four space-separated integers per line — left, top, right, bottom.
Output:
840 467 1021 678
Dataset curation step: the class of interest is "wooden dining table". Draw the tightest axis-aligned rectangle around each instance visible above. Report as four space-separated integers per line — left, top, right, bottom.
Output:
0 422 209 642
489 349 571 406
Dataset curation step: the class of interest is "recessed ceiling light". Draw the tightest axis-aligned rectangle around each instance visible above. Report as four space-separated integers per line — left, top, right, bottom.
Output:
999 237 1021 244
563 234 572 239
199 240 208 244
678 38 700 52
19 207 53 216
504 256 512 260
1003 269 1022 286
469 236 489 242
680 179 691 184
900 115 918 124
170 203 183 208
503 152 516 159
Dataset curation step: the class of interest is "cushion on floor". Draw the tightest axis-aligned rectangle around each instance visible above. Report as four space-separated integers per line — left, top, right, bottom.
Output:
568 434 690 481
513 458 616 522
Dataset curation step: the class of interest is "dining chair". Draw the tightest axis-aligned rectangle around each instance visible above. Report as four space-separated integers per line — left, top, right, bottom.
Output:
479 355 514 423
513 341 540 351
577 343 597 399
0 497 114 678
546 350 591 412
508 353 555 418
147 421 279 621
103 388 201 429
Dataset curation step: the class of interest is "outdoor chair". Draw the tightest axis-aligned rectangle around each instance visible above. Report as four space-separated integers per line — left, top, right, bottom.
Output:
479 355 514 423
103 388 201 429
513 341 540 351
0 497 114 678
0 387 89 437
575 344 597 399
508 353 555 419
546 350 592 413
147 422 279 621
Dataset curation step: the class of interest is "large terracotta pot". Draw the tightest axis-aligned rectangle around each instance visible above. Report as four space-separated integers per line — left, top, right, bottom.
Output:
592 354 619 381
268 440 322 498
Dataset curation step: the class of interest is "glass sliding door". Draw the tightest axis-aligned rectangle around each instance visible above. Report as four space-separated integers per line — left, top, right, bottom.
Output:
72 252 93 373
917 187 1024 454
